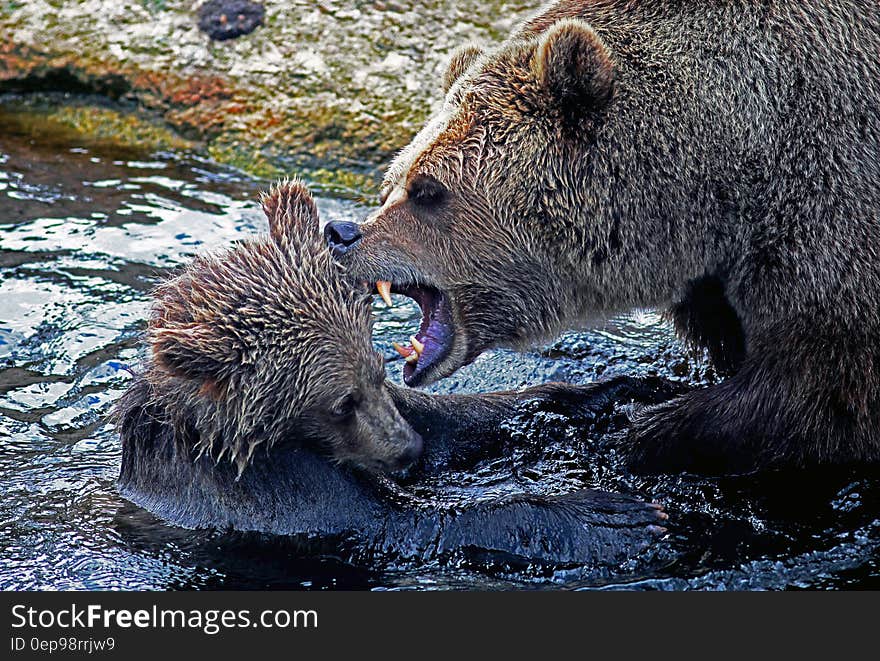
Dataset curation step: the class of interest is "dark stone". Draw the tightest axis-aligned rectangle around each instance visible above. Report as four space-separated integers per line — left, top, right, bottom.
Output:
197 0 265 41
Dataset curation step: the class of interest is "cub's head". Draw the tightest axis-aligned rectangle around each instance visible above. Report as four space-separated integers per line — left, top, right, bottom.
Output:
326 20 618 387
146 180 422 475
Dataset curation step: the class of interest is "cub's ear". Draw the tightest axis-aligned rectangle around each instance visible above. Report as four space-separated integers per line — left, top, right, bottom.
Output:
150 324 239 383
261 179 320 244
533 19 615 122
442 43 484 93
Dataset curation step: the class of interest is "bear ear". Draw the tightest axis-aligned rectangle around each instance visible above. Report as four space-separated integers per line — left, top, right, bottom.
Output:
442 44 484 94
261 179 320 245
533 19 615 122
150 324 239 383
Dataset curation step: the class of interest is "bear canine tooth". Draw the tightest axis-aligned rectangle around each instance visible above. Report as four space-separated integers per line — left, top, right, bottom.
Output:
410 336 425 355
392 341 414 358
405 352 419 365
377 280 393 307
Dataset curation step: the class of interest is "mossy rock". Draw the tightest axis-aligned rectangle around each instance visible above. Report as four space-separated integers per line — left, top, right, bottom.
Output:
0 1 533 189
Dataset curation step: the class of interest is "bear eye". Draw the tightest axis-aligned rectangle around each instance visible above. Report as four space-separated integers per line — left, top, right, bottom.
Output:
330 392 360 420
407 175 447 208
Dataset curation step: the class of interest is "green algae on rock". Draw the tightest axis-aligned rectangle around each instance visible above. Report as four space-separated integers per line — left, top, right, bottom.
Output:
0 94 195 153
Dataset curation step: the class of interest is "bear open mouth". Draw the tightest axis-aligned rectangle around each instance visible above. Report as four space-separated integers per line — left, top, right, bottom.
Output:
376 281 454 387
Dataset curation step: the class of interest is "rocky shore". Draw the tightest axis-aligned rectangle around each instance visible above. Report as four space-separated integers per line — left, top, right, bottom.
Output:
0 1 534 192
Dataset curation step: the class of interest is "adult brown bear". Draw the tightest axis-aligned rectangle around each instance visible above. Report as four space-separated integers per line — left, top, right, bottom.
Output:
326 0 880 475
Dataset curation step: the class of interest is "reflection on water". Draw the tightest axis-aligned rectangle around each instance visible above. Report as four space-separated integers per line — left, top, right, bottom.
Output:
1 102 878 590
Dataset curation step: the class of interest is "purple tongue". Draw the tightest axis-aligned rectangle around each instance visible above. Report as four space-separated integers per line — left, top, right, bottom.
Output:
405 320 453 385
417 322 450 364
399 285 454 386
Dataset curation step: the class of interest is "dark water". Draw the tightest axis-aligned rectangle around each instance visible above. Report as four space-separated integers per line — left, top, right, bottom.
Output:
1 102 878 591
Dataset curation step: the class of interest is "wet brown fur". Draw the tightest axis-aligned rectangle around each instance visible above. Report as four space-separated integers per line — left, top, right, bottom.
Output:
338 0 880 474
120 180 421 477
112 181 672 563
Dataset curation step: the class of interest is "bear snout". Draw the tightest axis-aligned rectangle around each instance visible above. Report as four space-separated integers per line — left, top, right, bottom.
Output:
324 220 363 257
389 431 423 472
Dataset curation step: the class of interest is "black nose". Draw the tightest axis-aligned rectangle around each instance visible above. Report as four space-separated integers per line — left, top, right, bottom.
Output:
324 220 363 257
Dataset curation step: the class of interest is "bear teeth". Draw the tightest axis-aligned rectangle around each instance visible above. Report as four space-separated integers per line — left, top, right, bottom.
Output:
410 336 425 355
376 280 393 306
392 341 419 364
